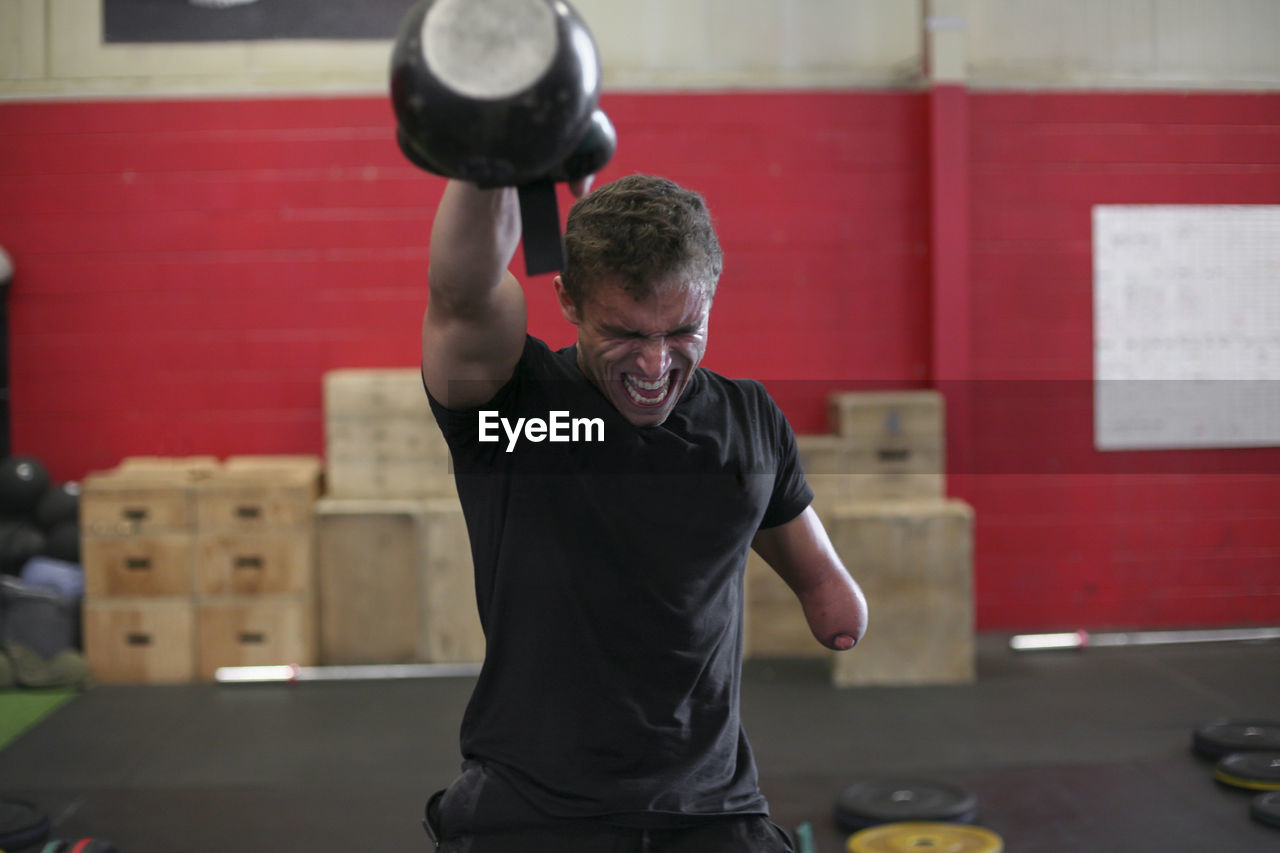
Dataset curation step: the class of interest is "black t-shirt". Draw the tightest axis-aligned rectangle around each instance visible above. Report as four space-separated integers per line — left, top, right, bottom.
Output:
427 335 812 825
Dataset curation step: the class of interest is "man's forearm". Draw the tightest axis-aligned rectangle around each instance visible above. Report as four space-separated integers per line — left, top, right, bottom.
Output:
427 181 522 318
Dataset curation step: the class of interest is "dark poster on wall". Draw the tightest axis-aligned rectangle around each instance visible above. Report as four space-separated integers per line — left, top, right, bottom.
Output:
103 0 418 43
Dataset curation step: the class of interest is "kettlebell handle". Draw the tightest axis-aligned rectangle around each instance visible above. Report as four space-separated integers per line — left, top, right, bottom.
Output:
518 109 617 275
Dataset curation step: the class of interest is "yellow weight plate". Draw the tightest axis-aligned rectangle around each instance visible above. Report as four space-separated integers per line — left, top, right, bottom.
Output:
1214 752 1280 791
847 821 1004 853
1214 768 1280 791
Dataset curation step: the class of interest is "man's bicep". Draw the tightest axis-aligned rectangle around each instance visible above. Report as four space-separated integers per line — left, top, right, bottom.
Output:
751 505 845 593
754 506 868 651
421 270 527 410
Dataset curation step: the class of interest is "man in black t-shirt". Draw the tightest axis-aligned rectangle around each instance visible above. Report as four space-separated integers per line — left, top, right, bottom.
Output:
422 174 867 852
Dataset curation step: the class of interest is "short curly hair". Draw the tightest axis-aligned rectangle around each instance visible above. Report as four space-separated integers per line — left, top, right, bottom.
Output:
561 174 722 308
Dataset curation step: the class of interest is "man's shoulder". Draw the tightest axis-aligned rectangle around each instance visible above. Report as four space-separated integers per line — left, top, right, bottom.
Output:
692 367 771 406
428 335 568 422
686 369 787 434
520 334 577 375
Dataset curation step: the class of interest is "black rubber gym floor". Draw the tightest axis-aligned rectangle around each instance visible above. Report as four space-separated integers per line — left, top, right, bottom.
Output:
2 635 1277 851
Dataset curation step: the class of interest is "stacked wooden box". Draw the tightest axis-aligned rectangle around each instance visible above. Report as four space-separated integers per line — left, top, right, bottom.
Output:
316 369 483 665
192 456 322 680
324 369 455 500
744 391 976 686
81 458 212 683
81 456 322 683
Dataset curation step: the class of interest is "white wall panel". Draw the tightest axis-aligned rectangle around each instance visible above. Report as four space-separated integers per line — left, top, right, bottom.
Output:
1 0 920 97
576 0 922 88
2 0 1279 98
967 0 1280 89
0 0 47 82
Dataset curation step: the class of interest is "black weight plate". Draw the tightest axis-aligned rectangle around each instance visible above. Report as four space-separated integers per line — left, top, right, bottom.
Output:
1253 791 1280 829
1192 718 1280 758
0 797 51 849
834 778 979 832
1214 752 1280 791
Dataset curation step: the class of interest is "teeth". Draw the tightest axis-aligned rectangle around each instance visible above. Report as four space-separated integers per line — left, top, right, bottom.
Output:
624 373 671 406
625 383 669 406
630 375 669 391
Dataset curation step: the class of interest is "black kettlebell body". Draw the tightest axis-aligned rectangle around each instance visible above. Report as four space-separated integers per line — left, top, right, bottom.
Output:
390 0 603 188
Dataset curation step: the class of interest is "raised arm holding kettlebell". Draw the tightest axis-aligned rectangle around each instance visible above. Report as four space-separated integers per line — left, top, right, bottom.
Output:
393 0 612 405
420 175 594 412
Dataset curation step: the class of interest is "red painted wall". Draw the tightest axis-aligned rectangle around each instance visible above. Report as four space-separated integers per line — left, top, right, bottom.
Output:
965 93 1280 630
0 93 928 478
0 90 1277 630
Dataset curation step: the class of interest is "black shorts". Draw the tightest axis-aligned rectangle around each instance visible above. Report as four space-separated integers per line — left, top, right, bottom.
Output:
424 762 795 853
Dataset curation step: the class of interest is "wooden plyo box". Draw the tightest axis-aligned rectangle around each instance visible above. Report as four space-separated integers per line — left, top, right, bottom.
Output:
195 596 314 680
313 498 483 666
828 499 975 687
323 370 455 499
81 533 194 598
81 466 203 684
194 533 312 597
190 458 322 679
80 468 200 538
82 455 324 684
828 390 944 445
82 599 195 684
191 466 318 596
797 435 944 507
808 391 946 503
195 465 321 533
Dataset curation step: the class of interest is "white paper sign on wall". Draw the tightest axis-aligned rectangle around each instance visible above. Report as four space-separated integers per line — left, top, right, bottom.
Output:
1093 205 1280 450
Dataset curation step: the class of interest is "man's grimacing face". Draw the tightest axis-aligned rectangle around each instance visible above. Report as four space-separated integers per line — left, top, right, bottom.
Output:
555 277 711 428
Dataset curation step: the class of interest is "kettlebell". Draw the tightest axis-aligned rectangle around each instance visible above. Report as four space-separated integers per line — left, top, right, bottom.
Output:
390 0 616 275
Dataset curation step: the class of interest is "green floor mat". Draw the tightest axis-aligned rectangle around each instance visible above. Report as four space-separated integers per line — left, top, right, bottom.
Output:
0 690 77 750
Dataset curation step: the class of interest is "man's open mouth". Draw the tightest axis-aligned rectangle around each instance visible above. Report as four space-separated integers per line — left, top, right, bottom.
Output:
622 372 673 407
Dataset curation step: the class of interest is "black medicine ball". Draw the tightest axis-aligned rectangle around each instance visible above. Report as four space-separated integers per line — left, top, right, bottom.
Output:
0 518 46 575
42 521 81 564
0 456 52 516
35 481 81 530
